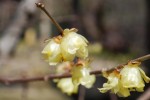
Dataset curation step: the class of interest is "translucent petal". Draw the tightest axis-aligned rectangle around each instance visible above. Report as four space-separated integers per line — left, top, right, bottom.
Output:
136 87 144 92
63 28 78 35
117 83 130 97
139 68 150 83
120 65 145 88
81 75 96 88
72 66 85 86
61 33 77 61
99 73 119 93
41 39 62 65
72 65 95 88
99 85 111 93
61 49 75 61
99 72 130 97
76 46 88 59
61 29 88 61
57 78 78 95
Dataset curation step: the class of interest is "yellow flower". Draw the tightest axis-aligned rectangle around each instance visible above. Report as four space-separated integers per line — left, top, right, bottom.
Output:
42 28 89 64
99 71 130 97
120 61 150 92
57 78 78 95
72 60 95 88
99 61 150 97
116 81 131 97
41 37 62 65
61 28 88 61
53 62 78 95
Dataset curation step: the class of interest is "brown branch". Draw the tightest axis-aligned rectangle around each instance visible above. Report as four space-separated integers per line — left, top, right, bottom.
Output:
0 54 150 85
35 3 64 34
134 54 150 62
0 74 71 85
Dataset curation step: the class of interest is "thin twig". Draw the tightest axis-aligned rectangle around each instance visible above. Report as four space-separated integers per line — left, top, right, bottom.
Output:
78 86 85 100
0 54 150 85
134 54 150 62
35 3 64 33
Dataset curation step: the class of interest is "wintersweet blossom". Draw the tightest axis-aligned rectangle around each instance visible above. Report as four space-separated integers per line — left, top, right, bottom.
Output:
57 78 78 95
99 61 150 97
99 71 130 97
41 36 62 65
42 28 89 65
120 61 150 92
72 60 96 88
53 62 78 95
61 28 88 61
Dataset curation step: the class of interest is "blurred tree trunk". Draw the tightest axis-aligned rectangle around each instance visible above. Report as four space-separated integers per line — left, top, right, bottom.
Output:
0 0 19 34
0 0 40 57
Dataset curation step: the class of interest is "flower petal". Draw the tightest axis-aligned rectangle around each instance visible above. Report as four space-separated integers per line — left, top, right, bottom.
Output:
117 84 130 97
136 87 144 92
120 65 145 88
72 64 95 88
99 73 119 93
139 68 150 83
61 29 88 61
76 46 88 59
42 39 62 65
81 75 96 88
57 78 78 95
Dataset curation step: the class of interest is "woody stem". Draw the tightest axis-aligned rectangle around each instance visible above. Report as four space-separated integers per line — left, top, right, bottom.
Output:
36 3 63 34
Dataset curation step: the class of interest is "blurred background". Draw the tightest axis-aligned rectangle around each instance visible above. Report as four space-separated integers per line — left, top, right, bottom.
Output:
0 0 150 100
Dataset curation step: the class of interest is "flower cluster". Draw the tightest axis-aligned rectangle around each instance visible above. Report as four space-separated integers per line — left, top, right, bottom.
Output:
42 28 88 65
41 27 150 97
99 61 150 97
38 3 150 98
42 29 95 95
54 60 95 95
